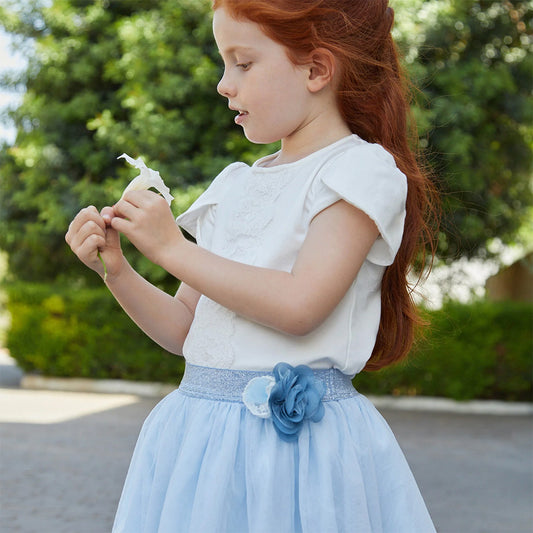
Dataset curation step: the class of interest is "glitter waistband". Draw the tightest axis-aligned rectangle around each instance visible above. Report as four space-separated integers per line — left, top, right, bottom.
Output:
178 363 359 402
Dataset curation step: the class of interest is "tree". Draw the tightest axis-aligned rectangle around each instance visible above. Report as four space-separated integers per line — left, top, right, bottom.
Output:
0 0 531 288
0 0 268 287
394 0 532 260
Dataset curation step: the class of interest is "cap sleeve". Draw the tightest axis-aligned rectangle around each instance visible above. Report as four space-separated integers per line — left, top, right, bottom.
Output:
176 162 245 245
309 143 407 266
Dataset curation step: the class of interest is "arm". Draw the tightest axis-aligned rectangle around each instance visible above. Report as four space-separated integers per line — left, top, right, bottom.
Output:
112 191 379 336
104 263 200 354
65 206 199 354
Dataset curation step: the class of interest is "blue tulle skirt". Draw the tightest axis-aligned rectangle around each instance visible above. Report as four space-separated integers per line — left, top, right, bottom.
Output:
113 364 435 533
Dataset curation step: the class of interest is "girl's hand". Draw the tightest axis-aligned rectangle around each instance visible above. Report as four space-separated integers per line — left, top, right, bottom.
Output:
65 205 124 280
111 190 184 266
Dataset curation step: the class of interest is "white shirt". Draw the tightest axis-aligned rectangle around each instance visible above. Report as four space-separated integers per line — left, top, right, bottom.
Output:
176 134 407 377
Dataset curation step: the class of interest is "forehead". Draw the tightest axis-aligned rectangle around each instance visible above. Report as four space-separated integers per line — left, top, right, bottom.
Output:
212 7 271 55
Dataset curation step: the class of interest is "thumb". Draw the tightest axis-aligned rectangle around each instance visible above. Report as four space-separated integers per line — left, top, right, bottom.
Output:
100 207 121 249
101 206 114 226
104 222 121 250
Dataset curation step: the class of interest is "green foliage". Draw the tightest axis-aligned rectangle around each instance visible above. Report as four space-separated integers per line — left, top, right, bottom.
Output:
0 0 273 286
356 300 533 401
6 283 532 401
1 0 531 287
394 0 533 260
6 282 184 383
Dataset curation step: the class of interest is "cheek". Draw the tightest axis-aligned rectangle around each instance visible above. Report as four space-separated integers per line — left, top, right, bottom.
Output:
273 70 309 111
256 64 298 100
259 77 303 115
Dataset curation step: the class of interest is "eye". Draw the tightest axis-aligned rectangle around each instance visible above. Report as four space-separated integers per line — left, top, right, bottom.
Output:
236 62 251 71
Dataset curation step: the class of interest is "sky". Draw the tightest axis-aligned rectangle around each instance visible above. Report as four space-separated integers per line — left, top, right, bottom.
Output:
0 30 26 144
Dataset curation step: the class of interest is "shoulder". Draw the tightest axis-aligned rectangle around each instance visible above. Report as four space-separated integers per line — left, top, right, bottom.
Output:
308 135 408 266
176 161 248 237
189 161 249 204
210 161 249 190
323 136 404 183
311 135 407 209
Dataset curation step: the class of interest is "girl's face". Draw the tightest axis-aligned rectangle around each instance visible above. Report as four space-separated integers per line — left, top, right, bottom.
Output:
213 7 314 146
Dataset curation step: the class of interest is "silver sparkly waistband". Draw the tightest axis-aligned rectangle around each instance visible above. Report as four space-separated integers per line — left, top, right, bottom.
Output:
178 363 359 402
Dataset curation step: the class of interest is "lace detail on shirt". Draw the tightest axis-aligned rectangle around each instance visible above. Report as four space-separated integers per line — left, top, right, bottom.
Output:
222 171 292 262
184 296 236 368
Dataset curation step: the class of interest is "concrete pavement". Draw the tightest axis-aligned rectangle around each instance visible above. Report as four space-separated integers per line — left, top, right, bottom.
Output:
0 388 148 533
1 357 532 532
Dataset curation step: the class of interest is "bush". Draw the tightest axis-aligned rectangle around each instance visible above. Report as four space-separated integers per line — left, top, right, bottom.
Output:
6 283 184 384
355 300 533 402
6 284 532 401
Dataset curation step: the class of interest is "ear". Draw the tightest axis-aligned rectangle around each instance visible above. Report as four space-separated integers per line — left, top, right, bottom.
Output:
306 48 337 93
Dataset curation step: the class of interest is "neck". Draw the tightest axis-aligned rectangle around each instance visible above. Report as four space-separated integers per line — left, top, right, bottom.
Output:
269 107 351 167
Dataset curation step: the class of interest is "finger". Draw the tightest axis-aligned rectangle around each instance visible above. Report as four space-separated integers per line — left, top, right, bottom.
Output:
66 210 87 243
82 232 106 254
77 233 106 263
113 198 138 220
68 218 106 252
101 210 122 250
68 211 104 246
66 206 104 244
105 227 121 250
109 215 131 235
100 206 115 226
121 189 158 207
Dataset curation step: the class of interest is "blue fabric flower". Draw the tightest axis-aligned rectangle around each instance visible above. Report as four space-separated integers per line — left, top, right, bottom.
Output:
268 363 326 442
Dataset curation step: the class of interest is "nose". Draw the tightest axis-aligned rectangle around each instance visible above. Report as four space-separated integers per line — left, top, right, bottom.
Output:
217 69 236 98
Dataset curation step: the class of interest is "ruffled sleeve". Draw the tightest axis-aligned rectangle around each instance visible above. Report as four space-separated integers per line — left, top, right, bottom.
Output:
175 162 245 247
308 143 407 266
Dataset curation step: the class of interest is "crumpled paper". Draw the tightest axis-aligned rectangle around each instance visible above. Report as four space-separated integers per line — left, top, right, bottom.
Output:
118 153 174 205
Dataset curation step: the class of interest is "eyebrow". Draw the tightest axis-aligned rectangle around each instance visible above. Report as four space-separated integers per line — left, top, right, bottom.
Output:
218 45 256 57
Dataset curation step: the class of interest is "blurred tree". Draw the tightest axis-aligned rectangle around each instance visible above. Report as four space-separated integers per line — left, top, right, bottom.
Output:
394 0 532 260
0 0 531 288
0 0 265 287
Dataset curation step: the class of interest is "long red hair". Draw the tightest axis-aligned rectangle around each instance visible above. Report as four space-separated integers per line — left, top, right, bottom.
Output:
213 0 439 370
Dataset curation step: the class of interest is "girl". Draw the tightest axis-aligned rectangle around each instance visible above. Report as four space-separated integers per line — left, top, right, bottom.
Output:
66 1 438 531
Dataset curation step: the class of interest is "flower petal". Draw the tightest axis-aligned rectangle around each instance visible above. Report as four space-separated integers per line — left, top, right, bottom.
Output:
267 362 327 442
118 153 174 205
242 376 275 418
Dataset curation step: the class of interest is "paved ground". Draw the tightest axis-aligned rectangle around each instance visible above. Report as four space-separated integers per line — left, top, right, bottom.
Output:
0 359 532 532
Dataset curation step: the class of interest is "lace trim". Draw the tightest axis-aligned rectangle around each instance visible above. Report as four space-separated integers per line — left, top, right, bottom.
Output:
184 297 236 368
223 171 292 262
185 170 293 367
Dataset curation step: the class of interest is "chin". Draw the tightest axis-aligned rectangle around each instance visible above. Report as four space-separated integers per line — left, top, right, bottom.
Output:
244 130 282 145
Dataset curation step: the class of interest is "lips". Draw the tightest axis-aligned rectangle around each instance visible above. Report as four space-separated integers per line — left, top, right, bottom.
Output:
230 105 248 125
234 110 248 125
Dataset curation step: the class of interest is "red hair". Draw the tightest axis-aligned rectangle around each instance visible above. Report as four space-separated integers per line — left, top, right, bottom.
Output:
213 0 439 370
